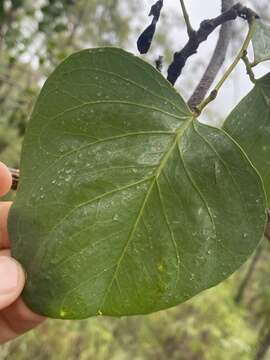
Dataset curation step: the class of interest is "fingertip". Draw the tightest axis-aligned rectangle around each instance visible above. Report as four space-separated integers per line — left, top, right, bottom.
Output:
0 256 25 310
0 202 12 249
0 162 12 197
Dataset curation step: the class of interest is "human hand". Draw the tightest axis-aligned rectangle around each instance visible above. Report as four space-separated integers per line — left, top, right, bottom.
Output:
0 161 44 343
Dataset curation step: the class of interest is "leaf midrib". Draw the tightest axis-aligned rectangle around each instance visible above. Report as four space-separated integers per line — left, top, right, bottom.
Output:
98 117 194 313
26 123 189 286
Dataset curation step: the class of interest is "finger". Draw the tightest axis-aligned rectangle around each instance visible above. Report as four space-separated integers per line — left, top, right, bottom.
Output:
0 256 25 311
0 202 12 249
0 163 12 197
0 251 45 343
0 298 45 343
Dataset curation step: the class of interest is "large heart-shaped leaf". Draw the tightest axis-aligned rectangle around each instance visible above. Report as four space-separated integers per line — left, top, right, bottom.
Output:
223 73 270 205
252 20 270 65
9 48 266 319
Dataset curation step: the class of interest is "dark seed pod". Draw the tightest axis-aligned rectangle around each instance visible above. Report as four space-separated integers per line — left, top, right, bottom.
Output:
137 21 156 54
137 0 164 54
149 0 163 18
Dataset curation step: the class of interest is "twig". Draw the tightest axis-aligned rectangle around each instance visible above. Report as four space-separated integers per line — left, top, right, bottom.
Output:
179 0 195 37
194 17 256 115
188 0 234 110
155 56 163 72
167 3 259 86
9 168 20 191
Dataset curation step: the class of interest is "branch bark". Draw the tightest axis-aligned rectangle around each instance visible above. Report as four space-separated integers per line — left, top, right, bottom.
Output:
188 0 234 110
167 3 258 86
255 327 270 360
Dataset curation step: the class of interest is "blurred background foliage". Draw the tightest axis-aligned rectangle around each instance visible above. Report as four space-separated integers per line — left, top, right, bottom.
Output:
0 0 270 359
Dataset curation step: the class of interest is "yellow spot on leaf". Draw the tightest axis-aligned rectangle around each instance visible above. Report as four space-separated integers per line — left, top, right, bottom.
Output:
158 263 164 272
60 310 67 317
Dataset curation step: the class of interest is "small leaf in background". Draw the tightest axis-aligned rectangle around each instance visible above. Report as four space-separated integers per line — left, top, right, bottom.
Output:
223 73 270 205
137 0 163 54
252 20 270 65
9 48 266 320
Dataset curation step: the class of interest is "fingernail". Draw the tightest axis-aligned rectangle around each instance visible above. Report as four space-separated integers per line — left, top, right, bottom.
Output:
0 257 19 294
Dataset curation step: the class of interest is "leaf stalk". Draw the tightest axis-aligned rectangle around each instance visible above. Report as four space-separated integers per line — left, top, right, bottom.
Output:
194 17 256 116
179 0 195 38
242 50 256 83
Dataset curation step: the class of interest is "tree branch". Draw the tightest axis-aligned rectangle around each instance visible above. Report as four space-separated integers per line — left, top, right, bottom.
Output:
234 242 264 303
167 3 258 86
188 0 234 110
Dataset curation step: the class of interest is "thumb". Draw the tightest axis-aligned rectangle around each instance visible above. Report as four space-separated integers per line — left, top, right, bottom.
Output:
0 256 25 310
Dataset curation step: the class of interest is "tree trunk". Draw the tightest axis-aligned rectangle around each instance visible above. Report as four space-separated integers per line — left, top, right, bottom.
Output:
234 244 263 304
255 329 270 360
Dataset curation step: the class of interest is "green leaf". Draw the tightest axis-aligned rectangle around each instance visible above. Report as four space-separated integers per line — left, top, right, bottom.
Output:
223 73 270 206
9 48 266 319
252 20 270 65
